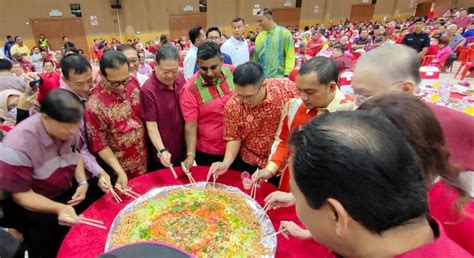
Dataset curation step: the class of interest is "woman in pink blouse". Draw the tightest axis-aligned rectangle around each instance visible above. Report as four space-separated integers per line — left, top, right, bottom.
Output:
358 92 474 255
431 36 453 67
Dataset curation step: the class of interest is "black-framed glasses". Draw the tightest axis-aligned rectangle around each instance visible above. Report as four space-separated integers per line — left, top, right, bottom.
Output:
104 76 131 87
236 81 264 101
127 58 139 65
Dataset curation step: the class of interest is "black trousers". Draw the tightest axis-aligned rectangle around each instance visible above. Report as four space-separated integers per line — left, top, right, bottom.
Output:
2 181 102 258
195 150 225 166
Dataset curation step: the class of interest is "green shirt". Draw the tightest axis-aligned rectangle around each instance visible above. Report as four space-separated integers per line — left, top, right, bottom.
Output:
252 24 295 78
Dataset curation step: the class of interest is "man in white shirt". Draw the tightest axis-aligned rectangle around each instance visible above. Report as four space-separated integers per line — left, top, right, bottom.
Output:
184 25 206 80
221 17 250 66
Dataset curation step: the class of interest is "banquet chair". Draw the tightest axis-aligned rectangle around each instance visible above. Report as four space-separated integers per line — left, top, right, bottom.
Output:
459 50 474 80
436 54 450 71
454 47 473 78
421 55 436 66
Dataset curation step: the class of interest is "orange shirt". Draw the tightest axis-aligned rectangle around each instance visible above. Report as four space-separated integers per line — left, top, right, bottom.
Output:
266 88 356 192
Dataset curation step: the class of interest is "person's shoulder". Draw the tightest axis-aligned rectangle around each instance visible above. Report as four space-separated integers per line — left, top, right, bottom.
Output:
224 95 241 111
3 114 40 145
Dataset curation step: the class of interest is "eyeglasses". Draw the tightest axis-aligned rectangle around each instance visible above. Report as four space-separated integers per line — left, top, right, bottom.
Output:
104 76 131 87
127 58 139 65
236 82 264 101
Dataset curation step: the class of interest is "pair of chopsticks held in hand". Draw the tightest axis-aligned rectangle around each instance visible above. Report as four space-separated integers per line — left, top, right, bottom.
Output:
100 177 140 203
66 215 108 230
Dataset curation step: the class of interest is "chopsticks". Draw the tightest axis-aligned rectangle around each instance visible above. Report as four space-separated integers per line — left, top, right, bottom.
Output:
115 185 140 199
250 169 259 199
263 229 287 239
100 177 123 203
69 215 108 230
259 203 271 220
181 162 197 184
169 166 178 179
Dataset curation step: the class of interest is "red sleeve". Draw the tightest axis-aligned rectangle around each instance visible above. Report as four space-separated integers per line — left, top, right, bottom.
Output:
223 97 242 141
85 103 108 153
179 83 199 122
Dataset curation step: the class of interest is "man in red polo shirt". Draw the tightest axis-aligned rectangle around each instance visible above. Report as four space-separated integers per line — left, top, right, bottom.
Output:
140 45 186 168
285 111 470 258
180 42 235 170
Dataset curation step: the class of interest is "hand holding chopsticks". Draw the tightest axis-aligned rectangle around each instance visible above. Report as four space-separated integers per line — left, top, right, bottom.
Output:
181 162 197 184
278 221 313 240
115 185 141 199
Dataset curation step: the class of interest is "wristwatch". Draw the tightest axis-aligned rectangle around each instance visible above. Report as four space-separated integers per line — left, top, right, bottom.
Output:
77 180 88 186
157 148 168 158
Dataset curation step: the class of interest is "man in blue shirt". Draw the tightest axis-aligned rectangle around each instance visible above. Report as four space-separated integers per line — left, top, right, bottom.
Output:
3 36 14 60
193 27 233 74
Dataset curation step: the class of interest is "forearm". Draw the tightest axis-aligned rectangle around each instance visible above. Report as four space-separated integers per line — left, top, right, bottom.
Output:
12 190 64 214
80 146 104 177
146 122 166 151
98 147 126 176
184 121 198 155
74 157 87 182
222 140 241 167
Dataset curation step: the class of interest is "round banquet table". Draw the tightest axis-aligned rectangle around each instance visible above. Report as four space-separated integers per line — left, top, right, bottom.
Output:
57 166 331 258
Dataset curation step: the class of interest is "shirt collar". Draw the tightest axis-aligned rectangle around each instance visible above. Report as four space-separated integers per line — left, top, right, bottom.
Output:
153 74 174 91
269 24 278 33
326 87 345 113
231 36 245 43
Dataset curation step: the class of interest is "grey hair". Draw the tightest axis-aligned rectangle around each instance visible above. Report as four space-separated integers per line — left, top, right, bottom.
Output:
155 45 179 65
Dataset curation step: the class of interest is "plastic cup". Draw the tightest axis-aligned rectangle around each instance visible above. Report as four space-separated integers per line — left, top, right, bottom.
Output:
242 178 252 190
241 171 250 180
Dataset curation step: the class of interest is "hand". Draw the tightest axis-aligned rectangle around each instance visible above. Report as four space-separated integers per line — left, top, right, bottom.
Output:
67 183 89 206
115 173 129 192
252 169 274 184
181 155 195 172
57 204 79 227
17 85 38 111
159 150 172 168
279 221 313 240
98 172 112 193
264 191 295 209
207 162 229 181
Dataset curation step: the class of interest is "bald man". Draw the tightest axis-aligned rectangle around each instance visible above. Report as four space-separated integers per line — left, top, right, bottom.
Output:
352 44 474 171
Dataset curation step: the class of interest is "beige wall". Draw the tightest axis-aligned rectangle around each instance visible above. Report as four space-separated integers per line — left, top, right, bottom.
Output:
0 0 460 49
456 0 473 9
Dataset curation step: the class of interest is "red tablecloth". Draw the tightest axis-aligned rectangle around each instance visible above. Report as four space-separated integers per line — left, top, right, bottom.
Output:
58 166 331 258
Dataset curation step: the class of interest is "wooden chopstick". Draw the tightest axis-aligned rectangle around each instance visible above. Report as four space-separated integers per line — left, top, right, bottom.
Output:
80 216 104 225
169 166 178 179
263 229 287 239
78 219 108 230
110 187 122 203
259 203 271 220
115 185 140 199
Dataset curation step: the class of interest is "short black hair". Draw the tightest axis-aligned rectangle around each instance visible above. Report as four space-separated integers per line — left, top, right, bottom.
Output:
257 8 273 16
332 44 345 53
206 27 221 38
233 62 264 87
40 89 84 123
155 45 179 65
289 111 428 235
189 25 203 44
197 41 222 61
116 44 138 57
6 35 12 39
160 34 169 44
43 60 55 67
0 59 13 71
298 56 338 85
60 53 92 80
100 50 129 77
232 17 245 24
